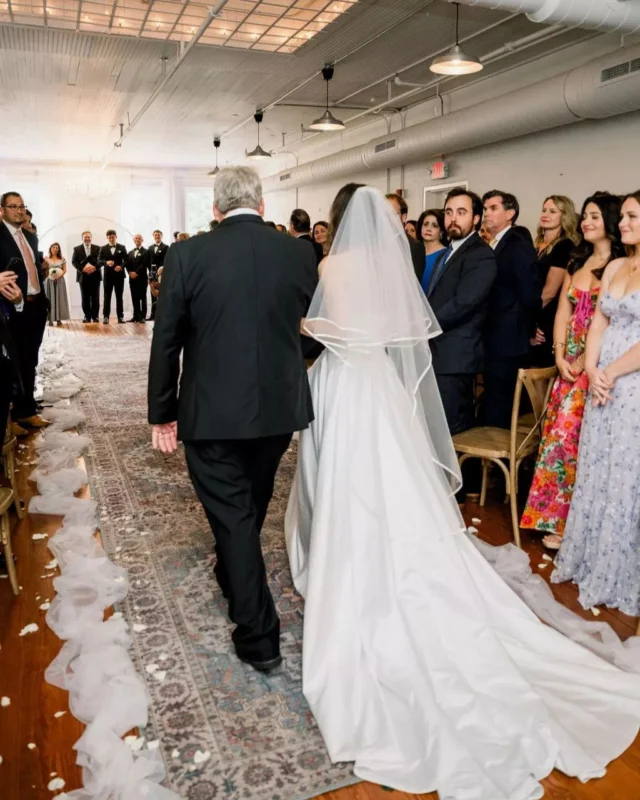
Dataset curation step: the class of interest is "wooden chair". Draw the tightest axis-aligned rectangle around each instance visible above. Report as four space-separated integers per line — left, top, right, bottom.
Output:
0 487 18 594
453 366 557 548
2 422 24 520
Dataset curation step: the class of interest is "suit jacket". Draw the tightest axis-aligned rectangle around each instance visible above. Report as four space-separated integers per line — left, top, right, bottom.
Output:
428 232 497 375
409 236 425 281
72 243 102 283
146 242 169 281
127 246 148 281
297 233 324 266
98 243 128 279
484 227 541 361
148 216 318 440
0 221 43 300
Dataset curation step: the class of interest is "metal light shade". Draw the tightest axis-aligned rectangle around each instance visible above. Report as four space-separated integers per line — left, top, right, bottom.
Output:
246 143 272 160
309 109 345 132
430 44 483 75
207 165 220 176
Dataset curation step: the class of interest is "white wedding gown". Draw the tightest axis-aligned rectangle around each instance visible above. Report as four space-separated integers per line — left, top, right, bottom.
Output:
285 347 640 800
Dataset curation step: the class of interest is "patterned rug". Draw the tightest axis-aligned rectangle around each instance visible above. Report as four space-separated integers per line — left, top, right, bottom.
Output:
68 333 358 800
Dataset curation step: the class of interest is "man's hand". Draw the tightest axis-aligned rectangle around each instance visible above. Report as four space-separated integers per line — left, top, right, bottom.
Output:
529 327 546 347
152 422 178 454
129 271 137 280
0 280 22 304
107 260 115 267
0 271 18 291
83 264 95 274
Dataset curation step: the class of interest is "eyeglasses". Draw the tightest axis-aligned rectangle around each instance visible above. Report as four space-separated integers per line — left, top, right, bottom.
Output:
3 204 26 211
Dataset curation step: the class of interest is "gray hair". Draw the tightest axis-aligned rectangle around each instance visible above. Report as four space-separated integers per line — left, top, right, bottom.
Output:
214 166 262 214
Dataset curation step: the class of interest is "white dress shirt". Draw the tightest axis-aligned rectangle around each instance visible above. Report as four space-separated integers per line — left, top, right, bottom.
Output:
491 224 512 249
3 220 39 295
446 231 475 261
224 208 261 219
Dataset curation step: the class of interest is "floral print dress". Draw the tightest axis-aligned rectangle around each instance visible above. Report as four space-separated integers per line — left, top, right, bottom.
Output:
520 284 599 536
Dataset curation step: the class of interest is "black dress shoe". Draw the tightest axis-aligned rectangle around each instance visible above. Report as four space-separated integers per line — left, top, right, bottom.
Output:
118 318 125 324
92 318 99 323
103 317 109 324
82 317 91 323
238 654 283 672
127 318 138 323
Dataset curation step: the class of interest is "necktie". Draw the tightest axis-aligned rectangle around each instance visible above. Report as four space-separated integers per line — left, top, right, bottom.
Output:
85 245 90 256
16 229 39 294
429 246 453 292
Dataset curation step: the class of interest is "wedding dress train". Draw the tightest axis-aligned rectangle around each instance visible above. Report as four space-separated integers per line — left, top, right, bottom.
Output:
285 187 640 800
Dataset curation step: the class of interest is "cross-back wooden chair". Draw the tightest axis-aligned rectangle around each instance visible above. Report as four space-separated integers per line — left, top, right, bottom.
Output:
453 366 557 548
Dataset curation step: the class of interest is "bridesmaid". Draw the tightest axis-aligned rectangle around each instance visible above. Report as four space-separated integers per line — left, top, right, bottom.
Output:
530 195 581 366
416 208 448 293
521 192 624 549
44 242 70 326
312 221 328 250
404 219 418 240
552 190 640 616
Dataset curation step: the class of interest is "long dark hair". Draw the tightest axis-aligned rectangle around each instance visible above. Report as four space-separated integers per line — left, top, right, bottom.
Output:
568 192 624 280
326 183 365 250
416 208 448 247
48 242 63 259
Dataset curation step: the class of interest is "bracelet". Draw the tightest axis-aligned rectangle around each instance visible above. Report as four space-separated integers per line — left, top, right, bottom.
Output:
552 342 565 352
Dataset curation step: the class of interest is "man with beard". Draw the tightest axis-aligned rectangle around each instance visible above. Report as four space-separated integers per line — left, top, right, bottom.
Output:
427 187 496 437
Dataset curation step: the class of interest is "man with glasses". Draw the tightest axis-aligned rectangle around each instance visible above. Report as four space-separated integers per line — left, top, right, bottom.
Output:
0 191 50 429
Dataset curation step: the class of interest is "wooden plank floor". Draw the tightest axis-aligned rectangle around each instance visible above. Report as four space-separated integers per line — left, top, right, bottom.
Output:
0 320 638 800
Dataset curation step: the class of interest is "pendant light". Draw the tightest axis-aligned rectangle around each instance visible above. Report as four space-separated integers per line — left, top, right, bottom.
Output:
207 137 221 176
309 64 345 132
246 110 271 160
430 3 483 76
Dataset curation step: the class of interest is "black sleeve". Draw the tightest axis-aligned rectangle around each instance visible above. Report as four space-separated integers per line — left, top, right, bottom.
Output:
148 245 188 424
409 238 425 281
71 247 83 272
97 246 108 269
548 238 574 270
433 247 497 332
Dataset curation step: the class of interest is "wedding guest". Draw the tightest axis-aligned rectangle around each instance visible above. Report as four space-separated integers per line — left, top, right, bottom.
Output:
147 230 168 321
479 222 492 244
22 209 37 234
289 209 323 265
552 190 640 617
482 190 540 428
98 229 127 324
126 234 148 323
0 192 50 428
177 232 190 242
148 166 317 671
173 231 180 242
276 224 288 234
72 232 101 323
0 272 23 441
385 193 425 281
531 195 580 366
43 243 70 326
405 219 418 240
312 221 328 248
522 192 623 549
417 208 448 292
264 221 277 229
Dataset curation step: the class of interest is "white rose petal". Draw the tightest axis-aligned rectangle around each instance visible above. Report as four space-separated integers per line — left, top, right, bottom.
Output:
48 777 65 791
50 771 57 776
193 749 211 766
153 670 167 682
124 735 145 752
467 526 479 534
45 559 58 570
171 749 180 759
32 533 48 540
54 711 67 718
147 740 160 751
125 528 134 533
40 602 51 611
591 607 601 617
537 563 548 569
19 624 39 636
111 612 123 620
542 554 553 562
145 663 159 674
27 743 36 750
471 517 482 525
132 623 147 633
0 755 3 764
1 697 10 707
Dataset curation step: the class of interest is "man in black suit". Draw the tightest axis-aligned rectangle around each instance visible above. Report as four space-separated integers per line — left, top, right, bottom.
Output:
126 234 148 323
98 230 128 324
385 193 426 282
149 167 317 672
427 188 497 436
289 208 324 265
146 230 168 321
0 192 50 428
72 231 102 323
482 191 541 428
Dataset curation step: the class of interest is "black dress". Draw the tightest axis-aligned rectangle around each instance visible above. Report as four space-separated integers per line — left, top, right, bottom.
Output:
530 237 574 367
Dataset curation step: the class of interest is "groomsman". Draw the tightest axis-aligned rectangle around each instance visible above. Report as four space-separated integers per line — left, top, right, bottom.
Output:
98 229 128 324
147 230 168 321
72 231 101 323
126 234 148 322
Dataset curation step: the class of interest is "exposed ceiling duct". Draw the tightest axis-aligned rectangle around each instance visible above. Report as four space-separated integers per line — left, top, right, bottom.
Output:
456 0 640 35
262 42 640 193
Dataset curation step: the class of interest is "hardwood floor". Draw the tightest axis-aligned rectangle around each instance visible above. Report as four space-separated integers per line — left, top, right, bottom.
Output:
0 319 638 800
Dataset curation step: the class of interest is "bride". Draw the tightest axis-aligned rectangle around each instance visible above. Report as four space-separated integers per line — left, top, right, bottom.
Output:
285 184 640 800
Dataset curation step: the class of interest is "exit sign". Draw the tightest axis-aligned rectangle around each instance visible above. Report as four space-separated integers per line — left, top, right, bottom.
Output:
431 160 449 179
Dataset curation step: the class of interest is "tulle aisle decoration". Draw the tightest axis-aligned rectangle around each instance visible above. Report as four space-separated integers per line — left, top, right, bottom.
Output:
28 340 180 800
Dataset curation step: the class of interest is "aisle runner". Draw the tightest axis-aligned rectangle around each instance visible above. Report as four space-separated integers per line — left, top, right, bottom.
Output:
59 334 357 800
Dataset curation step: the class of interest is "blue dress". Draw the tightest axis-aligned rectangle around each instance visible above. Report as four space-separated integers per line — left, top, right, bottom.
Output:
551 290 640 615
420 248 446 293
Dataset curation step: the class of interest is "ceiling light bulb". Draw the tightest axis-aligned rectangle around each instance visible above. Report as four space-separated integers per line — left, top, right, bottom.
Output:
429 45 483 75
308 109 345 132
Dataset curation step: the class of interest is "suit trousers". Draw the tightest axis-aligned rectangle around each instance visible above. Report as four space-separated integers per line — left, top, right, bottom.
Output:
0 356 12 441
129 278 148 321
184 434 292 661
483 356 526 430
103 272 125 320
9 295 48 418
435 373 476 436
80 277 100 320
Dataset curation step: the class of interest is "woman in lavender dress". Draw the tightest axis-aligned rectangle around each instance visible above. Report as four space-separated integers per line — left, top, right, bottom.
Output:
552 191 640 616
